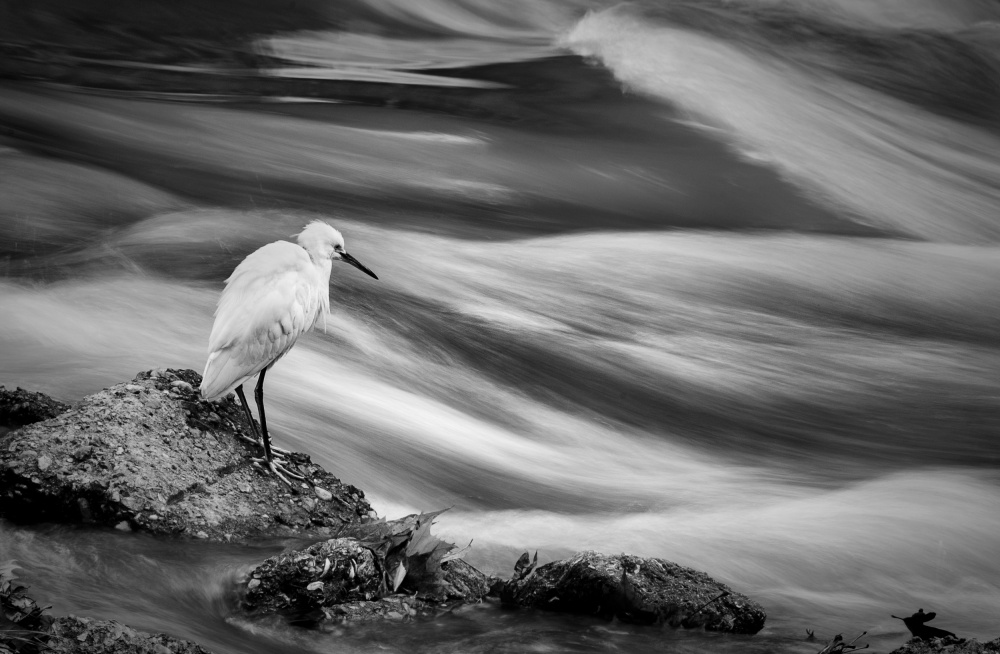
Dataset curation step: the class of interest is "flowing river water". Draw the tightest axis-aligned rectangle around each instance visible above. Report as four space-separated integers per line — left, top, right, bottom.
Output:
1 0 1000 651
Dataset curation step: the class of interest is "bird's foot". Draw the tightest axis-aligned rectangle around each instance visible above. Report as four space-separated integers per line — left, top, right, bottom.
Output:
238 433 292 457
251 456 306 485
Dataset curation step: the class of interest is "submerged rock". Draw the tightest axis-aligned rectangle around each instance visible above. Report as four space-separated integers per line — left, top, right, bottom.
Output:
494 551 766 635
240 513 493 625
0 369 373 541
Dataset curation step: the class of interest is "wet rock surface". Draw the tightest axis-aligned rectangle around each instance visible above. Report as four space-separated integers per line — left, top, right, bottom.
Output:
0 372 770 640
42 617 215 654
890 637 1000 654
240 513 493 625
494 551 766 634
0 369 372 541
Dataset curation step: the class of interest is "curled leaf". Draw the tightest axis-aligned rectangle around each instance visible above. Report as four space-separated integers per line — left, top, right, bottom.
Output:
392 562 407 592
513 551 538 581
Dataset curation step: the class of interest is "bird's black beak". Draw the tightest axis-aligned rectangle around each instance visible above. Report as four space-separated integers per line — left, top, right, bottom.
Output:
341 252 378 279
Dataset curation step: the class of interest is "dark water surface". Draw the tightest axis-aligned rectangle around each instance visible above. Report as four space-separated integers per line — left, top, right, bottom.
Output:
2 0 1000 651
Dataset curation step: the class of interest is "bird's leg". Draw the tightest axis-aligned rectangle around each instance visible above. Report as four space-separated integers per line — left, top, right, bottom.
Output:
254 369 275 463
253 369 305 484
233 384 291 455
234 384 263 447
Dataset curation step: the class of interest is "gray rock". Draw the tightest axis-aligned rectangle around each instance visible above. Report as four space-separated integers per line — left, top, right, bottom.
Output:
494 551 766 634
890 637 1000 654
0 385 69 430
243 538 384 616
0 369 373 542
241 513 494 625
45 616 214 654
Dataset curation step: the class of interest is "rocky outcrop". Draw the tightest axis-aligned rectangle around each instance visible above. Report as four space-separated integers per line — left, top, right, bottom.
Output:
493 551 766 634
891 637 1000 654
0 369 372 541
240 512 493 625
0 386 70 433
0 372 771 638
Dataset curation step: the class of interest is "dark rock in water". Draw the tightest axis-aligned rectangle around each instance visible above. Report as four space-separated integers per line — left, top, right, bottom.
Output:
0 369 373 541
493 551 766 635
892 609 958 641
241 513 493 625
243 538 385 615
0 386 69 432
43 617 215 654
890 636 1000 654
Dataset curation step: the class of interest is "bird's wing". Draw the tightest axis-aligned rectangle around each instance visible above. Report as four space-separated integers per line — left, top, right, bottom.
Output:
200 242 325 400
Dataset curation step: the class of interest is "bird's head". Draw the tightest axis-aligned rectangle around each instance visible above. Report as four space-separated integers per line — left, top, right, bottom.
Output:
297 220 378 279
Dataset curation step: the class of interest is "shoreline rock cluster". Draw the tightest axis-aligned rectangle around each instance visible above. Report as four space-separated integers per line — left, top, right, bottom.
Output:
2 369 770 653
0 369 371 541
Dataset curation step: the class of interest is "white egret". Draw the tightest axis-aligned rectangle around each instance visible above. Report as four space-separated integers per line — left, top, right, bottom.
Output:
200 221 378 484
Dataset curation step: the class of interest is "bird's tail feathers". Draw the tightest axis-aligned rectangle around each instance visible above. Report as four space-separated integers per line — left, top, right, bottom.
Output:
200 348 259 401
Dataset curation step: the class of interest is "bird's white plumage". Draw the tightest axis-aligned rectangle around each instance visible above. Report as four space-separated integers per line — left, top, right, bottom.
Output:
200 234 333 400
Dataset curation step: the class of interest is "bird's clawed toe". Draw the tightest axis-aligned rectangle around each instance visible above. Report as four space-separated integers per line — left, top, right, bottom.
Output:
251 456 306 485
239 433 292 458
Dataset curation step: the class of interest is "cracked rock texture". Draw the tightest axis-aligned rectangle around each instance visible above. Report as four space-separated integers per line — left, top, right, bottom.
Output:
0 369 372 541
495 551 766 634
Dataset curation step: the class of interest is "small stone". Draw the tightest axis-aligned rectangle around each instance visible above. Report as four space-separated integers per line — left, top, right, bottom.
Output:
195 531 209 539
238 483 251 493
114 521 131 532
247 579 260 589
170 380 193 392
37 455 52 470
306 581 324 591
125 384 143 393
148 514 159 521
144 395 162 409
314 486 333 501
115 447 124 455
386 611 404 620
